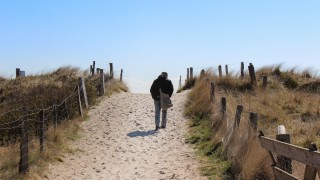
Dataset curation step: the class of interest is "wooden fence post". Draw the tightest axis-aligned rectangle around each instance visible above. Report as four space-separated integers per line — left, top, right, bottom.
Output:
304 143 318 180
179 75 182 90
241 62 244 79
19 108 29 173
90 65 93 75
79 77 88 109
92 61 95 76
16 68 20 78
53 105 58 128
262 76 267 90
109 63 114 79
77 85 83 118
100 69 105 95
120 69 123 82
248 63 257 86
187 68 190 81
225 65 229 76
39 110 44 153
64 100 69 119
200 69 205 78
210 81 215 102
221 97 226 119
249 112 258 132
234 105 243 130
190 67 193 80
218 65 222 77
276 125 292 174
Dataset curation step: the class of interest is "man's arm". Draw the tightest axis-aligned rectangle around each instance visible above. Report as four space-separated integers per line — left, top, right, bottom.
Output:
168 80 174 97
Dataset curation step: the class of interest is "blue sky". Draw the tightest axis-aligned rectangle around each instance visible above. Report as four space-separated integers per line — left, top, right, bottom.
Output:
1 1 320 92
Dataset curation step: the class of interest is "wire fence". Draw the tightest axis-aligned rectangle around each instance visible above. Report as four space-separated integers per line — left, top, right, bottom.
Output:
205 64 320 180
0 78 87 179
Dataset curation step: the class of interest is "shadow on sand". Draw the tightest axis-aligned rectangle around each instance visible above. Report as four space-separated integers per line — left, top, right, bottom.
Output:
127 130 157 138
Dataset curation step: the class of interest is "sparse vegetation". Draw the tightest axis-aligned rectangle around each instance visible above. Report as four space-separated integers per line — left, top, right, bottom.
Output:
0 66 128 179
184 66 320 179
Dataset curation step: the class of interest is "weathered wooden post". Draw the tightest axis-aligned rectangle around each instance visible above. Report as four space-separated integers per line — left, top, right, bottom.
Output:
190 67 193 80
39 110 44 153
79 77 88 109
248 63 257 86
120 69 123 82
90 65 93 75
276 125 292 174
96 68 100 75
53 105 58 128
64 101 69 119
92 61 95 75
234 105 243 130
109 63 114 79
210 81 215 102
249 112 258 132
77 85 83 118
187 68 190 81
218 65 222 77
221 97 226 119
241 62 244 79
262 76 267 90
19 108 29 173
200 69 205 78
100 69 105 95
16 68 20 78
225 65 229 76
179 75 182 90
304 143 318 179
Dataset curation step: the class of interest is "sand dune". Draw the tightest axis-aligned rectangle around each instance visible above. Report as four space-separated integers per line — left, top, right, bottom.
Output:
46 91 206 180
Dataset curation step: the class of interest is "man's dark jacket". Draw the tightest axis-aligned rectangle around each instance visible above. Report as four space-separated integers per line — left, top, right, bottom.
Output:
150 75 174 101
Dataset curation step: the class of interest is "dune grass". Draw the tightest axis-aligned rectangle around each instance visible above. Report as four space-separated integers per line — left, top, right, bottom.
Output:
0 66 128 179
183 65 320 179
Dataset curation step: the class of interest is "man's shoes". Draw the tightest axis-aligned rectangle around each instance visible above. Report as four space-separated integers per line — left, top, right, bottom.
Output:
155 126 160 131
161 126 166 129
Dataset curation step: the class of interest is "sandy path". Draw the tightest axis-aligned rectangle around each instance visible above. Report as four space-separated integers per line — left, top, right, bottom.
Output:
46 92 206 180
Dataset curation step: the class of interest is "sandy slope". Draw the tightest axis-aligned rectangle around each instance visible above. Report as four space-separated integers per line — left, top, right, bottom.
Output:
46 91 206 180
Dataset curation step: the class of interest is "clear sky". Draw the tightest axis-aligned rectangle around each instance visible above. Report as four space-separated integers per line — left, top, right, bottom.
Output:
1 1 320 92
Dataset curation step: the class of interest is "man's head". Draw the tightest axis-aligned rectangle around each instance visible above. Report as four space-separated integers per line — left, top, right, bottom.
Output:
160 72 168 78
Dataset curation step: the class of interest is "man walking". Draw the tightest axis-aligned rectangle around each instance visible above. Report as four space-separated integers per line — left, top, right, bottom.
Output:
150 72 174 131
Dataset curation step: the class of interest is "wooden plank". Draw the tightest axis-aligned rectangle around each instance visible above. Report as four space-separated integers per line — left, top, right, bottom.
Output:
304 143 318 180
190 67 193 80
273 166 298 180
276 134 292 173
304 165 317 180
258 136 320 169
218 65 222 77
